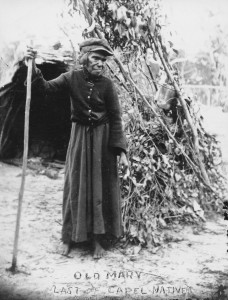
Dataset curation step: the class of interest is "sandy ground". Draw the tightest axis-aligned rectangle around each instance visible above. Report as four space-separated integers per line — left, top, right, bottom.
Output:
0 106 227 300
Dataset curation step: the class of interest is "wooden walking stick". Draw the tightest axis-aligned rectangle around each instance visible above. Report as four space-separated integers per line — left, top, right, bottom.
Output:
8 57 33 273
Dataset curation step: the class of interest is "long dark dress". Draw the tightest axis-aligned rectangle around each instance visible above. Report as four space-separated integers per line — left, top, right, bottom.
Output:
32 68 127 243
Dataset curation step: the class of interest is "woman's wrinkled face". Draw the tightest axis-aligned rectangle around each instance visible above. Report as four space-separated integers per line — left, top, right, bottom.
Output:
86 52 107 76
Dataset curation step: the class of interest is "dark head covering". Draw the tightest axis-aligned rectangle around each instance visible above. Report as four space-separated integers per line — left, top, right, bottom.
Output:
79 38 113 65
79 38 113 56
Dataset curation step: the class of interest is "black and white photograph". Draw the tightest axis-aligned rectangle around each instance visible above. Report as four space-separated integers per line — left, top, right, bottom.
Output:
0 0 227 299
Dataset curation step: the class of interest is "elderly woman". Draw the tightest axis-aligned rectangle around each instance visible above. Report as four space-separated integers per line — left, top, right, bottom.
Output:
25 38 128 258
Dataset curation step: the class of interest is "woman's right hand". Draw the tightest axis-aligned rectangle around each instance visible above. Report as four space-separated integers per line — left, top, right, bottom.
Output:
25 46 37 66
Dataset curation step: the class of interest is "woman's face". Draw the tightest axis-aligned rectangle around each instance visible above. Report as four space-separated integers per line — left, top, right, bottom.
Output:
86 52 107 76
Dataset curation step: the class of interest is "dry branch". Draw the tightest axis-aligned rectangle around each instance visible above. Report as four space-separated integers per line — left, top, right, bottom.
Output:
10 58 33 272
150 34 211 186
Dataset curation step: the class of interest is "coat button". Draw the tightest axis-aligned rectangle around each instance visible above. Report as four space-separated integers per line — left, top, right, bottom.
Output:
88 109 92 113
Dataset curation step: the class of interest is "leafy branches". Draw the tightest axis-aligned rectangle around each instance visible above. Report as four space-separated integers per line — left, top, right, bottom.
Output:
68 0 227 246
120 104 225 244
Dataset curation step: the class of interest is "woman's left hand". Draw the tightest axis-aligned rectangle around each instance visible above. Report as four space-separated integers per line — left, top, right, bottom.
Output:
119 152 129 179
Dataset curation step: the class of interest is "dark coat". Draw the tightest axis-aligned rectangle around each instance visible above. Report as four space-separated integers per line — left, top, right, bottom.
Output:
32 68 127 153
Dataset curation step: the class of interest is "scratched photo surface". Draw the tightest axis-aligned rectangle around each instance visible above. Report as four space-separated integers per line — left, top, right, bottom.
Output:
0 0 227 299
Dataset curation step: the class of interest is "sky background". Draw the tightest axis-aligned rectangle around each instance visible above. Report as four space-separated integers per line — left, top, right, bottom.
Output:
0 0 228 55
162 0 228 55
0 0 63 41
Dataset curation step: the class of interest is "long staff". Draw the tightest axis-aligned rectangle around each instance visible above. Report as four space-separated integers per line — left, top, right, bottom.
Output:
8 57 33 272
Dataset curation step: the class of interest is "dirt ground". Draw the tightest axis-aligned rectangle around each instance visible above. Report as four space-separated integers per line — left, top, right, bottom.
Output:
0 106 227 300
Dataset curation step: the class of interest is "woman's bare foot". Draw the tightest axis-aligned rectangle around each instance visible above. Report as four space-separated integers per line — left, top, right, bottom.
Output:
59 242 71 256
93 235 105 259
